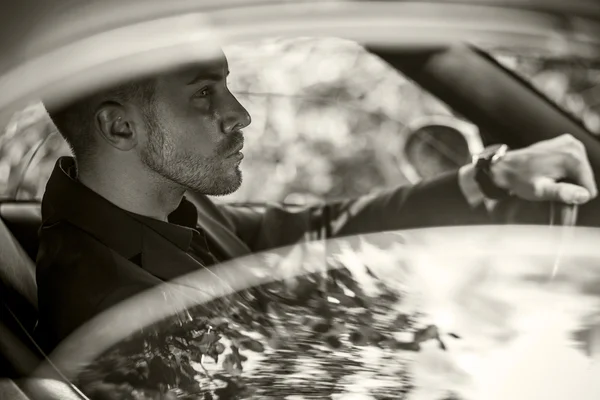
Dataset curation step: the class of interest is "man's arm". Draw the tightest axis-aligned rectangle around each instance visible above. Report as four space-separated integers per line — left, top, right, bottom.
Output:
217 134 598 254
218 169 488 253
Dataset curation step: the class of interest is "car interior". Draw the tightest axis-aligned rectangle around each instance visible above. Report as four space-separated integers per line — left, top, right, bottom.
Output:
2 42 600 398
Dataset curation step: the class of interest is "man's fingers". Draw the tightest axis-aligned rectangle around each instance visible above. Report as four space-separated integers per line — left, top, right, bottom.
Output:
533 177 591 204
565 152 598 198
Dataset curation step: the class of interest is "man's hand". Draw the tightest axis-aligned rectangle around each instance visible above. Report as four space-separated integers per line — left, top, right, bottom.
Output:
491 134 598 205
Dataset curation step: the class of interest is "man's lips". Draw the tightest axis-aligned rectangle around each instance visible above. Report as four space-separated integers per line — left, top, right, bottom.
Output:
228 144 244 159
227 131 245 157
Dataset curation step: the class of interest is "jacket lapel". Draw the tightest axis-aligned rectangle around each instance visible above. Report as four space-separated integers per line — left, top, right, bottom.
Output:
140 226 204 281
192 196 252 260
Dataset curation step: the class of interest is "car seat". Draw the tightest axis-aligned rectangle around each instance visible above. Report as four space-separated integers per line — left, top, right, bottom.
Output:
0 204 40 378
0 201 84 399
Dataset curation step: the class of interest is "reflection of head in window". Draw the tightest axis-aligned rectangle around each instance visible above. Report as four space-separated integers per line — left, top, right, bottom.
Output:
404 124 471 180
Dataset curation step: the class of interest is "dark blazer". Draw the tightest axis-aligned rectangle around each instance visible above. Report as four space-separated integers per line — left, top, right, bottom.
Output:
36 157 489 349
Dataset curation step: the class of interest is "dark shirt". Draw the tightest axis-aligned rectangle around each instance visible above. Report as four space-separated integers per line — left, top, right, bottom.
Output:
36 157 236 349
36 156 487 350
126 208 224 268
43 157 226 267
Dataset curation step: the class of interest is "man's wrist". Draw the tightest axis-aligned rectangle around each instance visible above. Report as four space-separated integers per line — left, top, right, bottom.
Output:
459 163 499 211
472 144 513 200
459 164 486 207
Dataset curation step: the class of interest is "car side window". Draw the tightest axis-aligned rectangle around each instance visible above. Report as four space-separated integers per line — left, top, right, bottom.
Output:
0 105 71 200
215 38 480 205
2 38 482 203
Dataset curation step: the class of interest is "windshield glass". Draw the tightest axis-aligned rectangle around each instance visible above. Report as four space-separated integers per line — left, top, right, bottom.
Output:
39 225 600 400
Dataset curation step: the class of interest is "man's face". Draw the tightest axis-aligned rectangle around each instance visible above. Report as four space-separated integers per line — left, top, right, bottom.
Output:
139 53 251 196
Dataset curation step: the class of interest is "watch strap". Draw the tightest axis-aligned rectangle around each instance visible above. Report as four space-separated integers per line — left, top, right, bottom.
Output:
474 145 511 200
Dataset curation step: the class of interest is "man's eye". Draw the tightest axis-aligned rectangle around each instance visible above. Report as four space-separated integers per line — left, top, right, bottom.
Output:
194 87 212 98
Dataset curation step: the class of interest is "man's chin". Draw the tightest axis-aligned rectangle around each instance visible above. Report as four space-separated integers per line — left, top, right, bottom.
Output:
202 170 242 197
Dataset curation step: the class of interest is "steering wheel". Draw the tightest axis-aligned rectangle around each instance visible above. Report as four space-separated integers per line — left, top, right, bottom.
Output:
492 193 600 228
492 197 560 225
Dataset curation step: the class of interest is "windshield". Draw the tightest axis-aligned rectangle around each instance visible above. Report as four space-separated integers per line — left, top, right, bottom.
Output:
38 225 600 400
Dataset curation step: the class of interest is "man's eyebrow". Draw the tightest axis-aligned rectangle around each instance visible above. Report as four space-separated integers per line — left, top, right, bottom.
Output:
186 70 230 85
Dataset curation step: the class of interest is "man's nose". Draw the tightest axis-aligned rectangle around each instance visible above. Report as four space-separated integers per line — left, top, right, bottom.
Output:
222 94 251 134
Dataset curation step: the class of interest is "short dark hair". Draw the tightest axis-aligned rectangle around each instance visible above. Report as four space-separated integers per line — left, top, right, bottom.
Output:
46 79 155 161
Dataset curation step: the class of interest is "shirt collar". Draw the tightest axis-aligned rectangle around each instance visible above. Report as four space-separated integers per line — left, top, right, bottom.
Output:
127 208 196 252
42 156 198 259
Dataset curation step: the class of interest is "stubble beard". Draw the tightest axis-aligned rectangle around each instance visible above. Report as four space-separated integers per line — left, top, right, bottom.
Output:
140 113 242 196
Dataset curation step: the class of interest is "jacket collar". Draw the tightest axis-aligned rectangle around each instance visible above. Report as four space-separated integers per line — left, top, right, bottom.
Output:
41 157 206 280
190 193 252 260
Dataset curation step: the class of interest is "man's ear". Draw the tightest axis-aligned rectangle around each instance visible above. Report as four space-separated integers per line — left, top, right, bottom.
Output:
94 102 137 151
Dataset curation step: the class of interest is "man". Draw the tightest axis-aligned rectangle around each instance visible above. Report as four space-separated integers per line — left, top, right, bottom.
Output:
37 50 597 350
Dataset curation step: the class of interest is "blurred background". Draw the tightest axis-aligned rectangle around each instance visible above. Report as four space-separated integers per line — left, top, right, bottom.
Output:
2 36 600 205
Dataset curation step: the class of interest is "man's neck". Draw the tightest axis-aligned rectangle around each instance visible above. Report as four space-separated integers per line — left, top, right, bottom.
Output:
76 161 185 222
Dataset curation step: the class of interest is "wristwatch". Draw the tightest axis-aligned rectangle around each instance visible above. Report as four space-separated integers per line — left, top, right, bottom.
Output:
472 144 511 200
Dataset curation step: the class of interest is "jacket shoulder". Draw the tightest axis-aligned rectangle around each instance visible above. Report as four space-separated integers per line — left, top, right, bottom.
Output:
36 222 146 346
37 221 122 285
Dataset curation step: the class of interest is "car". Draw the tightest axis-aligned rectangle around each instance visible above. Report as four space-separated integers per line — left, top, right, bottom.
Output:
2 0 600 399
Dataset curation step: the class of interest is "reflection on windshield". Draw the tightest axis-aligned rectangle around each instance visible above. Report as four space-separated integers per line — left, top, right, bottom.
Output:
41 226 600 400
